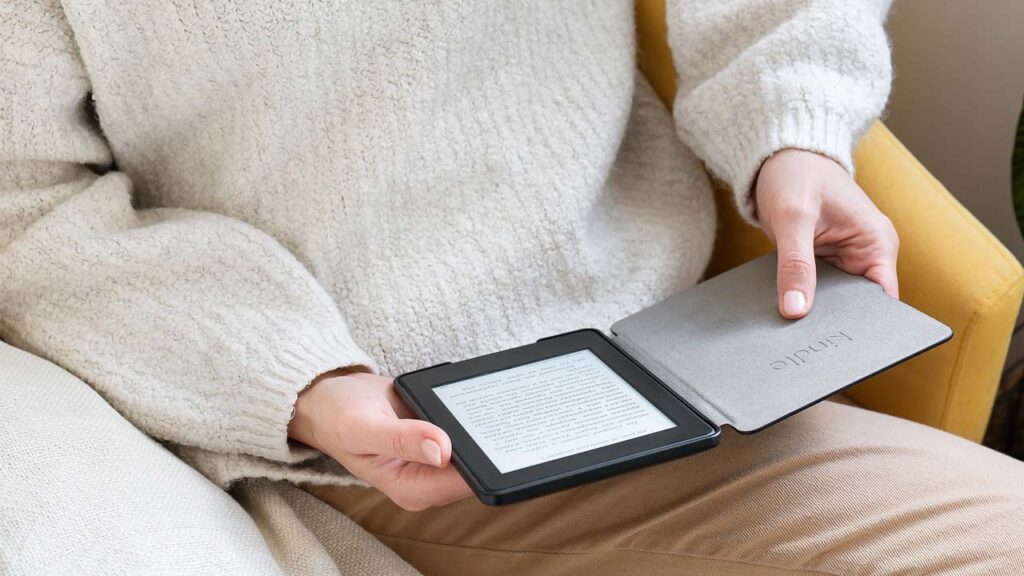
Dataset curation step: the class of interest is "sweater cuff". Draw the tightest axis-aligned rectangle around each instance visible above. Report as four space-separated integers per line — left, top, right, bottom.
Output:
685 103 857 225
233 325 377 463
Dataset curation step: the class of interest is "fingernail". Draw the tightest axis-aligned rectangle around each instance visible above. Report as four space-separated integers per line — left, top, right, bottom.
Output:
422 439 442 467
783 290 807 316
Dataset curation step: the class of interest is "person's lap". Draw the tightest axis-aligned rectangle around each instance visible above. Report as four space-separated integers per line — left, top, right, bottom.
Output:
6 339 1022 575
311 401 1024 576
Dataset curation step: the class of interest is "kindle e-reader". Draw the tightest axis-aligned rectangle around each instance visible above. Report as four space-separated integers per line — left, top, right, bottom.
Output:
396 330 720 505
395 254 953 505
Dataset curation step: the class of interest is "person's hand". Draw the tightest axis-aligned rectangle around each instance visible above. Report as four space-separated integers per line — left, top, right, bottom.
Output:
755 148 900 319
288 370 472 511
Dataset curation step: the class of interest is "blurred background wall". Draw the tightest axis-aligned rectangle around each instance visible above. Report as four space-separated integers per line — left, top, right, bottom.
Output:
886 0 1024 260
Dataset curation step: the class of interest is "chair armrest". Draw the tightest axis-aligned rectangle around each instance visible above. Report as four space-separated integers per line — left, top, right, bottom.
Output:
636 0 1024 441
844 124 1024 442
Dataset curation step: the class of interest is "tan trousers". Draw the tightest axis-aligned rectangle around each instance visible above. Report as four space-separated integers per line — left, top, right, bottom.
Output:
312 401 1024 575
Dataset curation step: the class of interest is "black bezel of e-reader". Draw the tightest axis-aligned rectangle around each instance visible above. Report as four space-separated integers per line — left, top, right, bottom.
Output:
394 329 721 505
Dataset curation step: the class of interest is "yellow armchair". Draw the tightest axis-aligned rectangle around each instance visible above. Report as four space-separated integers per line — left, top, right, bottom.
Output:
637 0 1024 442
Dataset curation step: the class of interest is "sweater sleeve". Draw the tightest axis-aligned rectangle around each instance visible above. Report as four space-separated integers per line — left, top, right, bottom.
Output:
0 2 374 469
666 0 893 222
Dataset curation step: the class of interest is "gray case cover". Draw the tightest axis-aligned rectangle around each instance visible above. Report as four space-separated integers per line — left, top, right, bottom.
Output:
610 253 952 433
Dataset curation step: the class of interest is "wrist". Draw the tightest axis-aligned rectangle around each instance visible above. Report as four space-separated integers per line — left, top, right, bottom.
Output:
288 384 323 450
288 366 370 450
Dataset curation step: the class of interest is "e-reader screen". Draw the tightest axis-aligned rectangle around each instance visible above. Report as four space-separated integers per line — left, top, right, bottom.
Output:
434 349 676 473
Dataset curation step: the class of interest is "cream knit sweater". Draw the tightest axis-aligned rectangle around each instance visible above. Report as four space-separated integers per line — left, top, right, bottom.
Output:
0 0 891 574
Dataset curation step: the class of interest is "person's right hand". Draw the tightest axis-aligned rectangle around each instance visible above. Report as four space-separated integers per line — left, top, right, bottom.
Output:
288 371 472 511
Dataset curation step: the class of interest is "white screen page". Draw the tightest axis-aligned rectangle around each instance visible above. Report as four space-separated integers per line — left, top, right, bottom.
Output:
434 349 676 473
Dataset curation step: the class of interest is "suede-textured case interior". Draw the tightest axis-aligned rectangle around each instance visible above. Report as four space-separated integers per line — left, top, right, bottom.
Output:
610 254 952 433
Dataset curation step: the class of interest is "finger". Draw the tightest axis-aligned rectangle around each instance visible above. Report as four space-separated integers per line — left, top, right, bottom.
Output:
813 243 839 258
384 461 475 511
864 217 900 299
863 260 899 299
348 415 452 467
774 220 817 319
337 451 474 511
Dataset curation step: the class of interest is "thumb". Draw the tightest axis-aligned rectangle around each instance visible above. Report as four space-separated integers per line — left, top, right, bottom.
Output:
774 222 817 319
355 416 452 468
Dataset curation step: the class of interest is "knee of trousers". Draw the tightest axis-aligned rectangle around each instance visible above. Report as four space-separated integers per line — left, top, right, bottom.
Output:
630 401 1024 568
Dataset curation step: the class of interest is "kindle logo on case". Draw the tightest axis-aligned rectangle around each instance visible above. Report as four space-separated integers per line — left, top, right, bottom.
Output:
769 331 853 371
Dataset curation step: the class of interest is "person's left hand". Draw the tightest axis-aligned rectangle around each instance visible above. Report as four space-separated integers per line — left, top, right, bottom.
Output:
289 371 473 511
755 148 900 319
